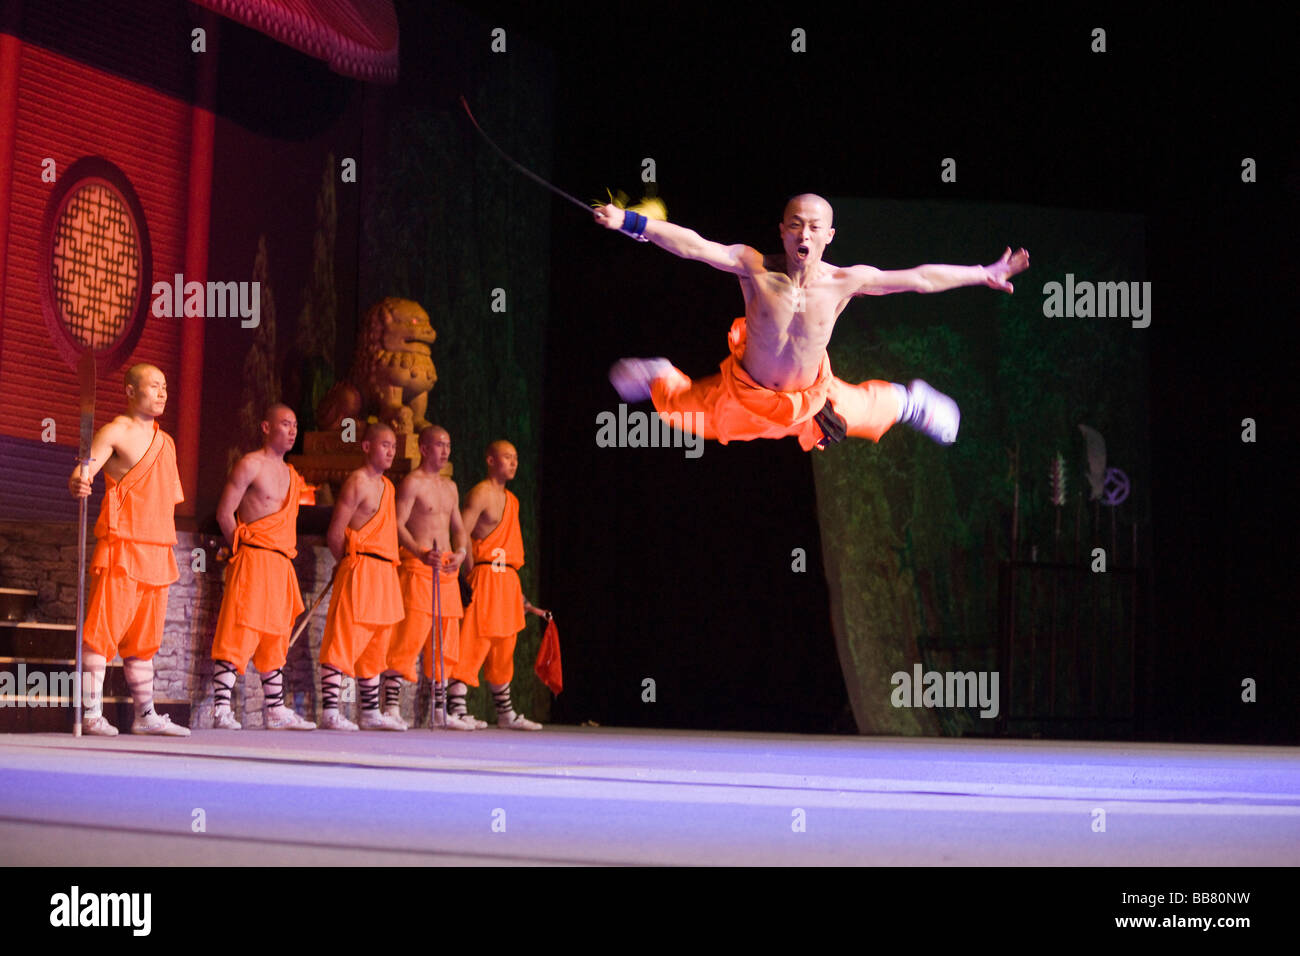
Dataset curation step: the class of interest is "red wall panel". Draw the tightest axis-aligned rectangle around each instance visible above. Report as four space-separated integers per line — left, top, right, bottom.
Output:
2 43 189 445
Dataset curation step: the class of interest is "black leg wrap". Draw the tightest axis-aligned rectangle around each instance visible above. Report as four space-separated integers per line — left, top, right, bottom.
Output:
813 400 847 448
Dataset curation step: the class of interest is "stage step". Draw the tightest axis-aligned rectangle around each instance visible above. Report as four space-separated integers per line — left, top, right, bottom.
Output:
0 657 190 734
0 698 190 733
0 620 77 658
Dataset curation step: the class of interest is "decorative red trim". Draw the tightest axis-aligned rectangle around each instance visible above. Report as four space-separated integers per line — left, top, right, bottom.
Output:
192 0 398 83
0 31 21 385
176 8 220 518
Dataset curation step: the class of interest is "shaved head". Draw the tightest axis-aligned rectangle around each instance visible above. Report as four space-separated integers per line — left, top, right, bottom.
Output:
783 193 833 226
363 422 396 444
419 424 449 448
124 363 162 390
260 402 297 455
485 439 518 483
262 402 294 425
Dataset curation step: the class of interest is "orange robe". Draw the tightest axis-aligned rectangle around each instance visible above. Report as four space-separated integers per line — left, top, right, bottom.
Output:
453 489 527 687
210 465 306 674
83 422 184 662
319 476 404 679
649 317 902 451
388 547 464 682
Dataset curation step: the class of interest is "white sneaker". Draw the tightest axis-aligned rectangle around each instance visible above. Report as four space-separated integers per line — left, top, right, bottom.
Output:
319 709 359 731
358 709 405 731
609 357 672 402
905 379 960 445
432 709 478 731
212 708 242 730
132 711 192 736
497 711 543 731
453 711 489 729
264 705 315 731
381 705 408 730
82 714 119 736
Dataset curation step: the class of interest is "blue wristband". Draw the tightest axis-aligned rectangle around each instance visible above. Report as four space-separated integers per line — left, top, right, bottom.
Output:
620 210 647 239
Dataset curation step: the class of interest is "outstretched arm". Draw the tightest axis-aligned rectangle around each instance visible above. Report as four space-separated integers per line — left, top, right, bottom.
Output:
853 247 1029 296
593 204 762 276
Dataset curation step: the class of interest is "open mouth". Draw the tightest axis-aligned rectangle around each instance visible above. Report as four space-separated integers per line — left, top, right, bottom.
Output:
796 245 809 259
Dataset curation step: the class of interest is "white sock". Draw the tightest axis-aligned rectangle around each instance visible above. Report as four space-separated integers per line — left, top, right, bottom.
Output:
82 649 107 718
124 657 155 718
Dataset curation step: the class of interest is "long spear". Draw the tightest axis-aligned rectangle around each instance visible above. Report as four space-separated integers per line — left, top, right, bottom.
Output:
72 352 96 737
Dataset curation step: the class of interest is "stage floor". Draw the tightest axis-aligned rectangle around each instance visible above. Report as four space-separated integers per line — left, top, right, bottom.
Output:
1 726 1297 865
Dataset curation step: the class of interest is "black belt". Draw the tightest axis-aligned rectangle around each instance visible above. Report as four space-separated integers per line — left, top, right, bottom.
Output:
813 399 847 448
239 541 292 560
356 551 394 562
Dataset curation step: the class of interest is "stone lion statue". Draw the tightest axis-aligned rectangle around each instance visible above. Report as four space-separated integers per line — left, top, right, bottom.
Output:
317 297 437 433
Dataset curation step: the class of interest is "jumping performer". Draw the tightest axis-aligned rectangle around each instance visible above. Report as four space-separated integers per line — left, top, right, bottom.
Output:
209 403 315 731
449 441 549 731
317 423 406 731
68 363 189 736
600 193 1029 449
385 425 473 730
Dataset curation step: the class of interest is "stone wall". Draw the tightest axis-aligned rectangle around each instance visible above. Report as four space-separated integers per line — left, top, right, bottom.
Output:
0 520 456 729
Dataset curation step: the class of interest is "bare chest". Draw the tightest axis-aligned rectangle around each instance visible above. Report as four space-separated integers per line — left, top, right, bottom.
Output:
240 462 290 522
474 492 506 538
106 427 156 482
747 272 846 340
411 478 455 524
350 479 386 529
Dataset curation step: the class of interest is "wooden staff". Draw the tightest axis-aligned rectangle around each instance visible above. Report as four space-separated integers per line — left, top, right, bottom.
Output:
288 563 340 648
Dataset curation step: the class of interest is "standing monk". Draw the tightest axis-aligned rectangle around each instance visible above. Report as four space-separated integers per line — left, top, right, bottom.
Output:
209 403 315 731
449 440 549 731
68 363 189 736
317 423 406 731
599 194 1029 450
385 425 472 730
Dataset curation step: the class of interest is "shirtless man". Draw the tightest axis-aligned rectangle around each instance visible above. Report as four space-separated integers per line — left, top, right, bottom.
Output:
317 423 406 731
599 194 1029 450
449 441 549 730
68 363 189 736
384 425 472 730
209 403 315 731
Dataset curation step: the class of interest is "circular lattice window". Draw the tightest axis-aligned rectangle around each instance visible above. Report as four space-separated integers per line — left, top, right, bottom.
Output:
39 157 152 371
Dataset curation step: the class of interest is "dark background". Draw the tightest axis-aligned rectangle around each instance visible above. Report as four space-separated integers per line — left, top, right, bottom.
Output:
441 2 1296 741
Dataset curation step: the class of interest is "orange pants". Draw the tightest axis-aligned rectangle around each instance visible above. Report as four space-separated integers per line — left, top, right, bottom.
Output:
210 622 289 676
650 317 901 451
318 621 393 679
454 627 517 687
82 567 168 661
389 612 461 682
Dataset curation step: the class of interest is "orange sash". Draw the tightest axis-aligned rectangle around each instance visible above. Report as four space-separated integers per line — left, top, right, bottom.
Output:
221 465 305 632
338 476 404 626
91 422 183 586
465 489 526 636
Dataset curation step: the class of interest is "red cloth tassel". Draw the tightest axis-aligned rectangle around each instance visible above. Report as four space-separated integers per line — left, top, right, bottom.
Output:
534 618 562 695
